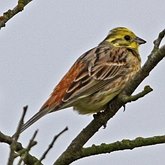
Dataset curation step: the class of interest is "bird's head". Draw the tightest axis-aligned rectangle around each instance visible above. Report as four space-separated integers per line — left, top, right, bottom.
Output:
105 27 146 51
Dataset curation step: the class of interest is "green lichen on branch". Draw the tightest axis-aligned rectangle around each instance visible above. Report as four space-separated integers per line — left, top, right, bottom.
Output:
77 135 165 159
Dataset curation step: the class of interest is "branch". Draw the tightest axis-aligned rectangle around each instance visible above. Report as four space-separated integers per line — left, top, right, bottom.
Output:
17 130 38 165
1 104 68 164
39 127 68 162
26 130 38 152
0 131 42 165
54 29 165 165
152 29 165 52
120 85 153 104
73 135 165 160
7 106 28 165
13 105 28 140
0 0 32 29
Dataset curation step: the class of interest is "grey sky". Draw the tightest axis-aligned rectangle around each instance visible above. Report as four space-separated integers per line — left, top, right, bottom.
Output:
0 0 165 164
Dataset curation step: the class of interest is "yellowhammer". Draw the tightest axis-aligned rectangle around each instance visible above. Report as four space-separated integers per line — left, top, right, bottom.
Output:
20 27 146 133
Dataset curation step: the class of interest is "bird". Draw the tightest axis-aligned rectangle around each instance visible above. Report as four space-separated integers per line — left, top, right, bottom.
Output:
20 27 146 133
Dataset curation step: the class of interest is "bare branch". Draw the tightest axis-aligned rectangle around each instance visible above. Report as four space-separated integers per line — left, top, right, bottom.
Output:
153 29 165 51
0 0 32 29
72 135 165 161
13 105 28 140
17 130 38 165
26 130 38 151
7 106 28 165
120 85 153 104
39 127 68 162
0 131 42 165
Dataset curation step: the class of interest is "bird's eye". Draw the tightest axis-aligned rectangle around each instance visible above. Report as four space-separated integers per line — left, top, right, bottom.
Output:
124 35 131 41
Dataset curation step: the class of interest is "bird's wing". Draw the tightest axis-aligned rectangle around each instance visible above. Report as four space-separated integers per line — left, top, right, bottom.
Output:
60 45 129 106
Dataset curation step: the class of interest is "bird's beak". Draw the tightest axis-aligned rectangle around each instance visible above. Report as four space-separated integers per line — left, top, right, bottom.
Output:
134 37 146 45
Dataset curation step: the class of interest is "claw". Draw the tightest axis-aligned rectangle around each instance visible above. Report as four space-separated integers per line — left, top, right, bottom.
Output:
93 111 102 119
123 104 126 111
93 111 107 129
103 122 107 129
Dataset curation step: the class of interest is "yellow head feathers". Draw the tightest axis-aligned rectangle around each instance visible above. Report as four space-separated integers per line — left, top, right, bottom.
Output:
105 27 146 50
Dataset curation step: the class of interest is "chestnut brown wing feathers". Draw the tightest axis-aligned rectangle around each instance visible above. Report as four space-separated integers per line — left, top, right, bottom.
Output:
62 46 129 104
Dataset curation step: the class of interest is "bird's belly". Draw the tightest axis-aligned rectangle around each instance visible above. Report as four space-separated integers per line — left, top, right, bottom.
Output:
73 90 120 114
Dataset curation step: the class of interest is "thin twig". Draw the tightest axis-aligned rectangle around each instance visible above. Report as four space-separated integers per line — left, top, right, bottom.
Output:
7 106 28 165
13 106 28 140
120 85 153 104
26 130 38 151
39 127 68 162
0 116 41 164
151 29 165 54
17 130 38 165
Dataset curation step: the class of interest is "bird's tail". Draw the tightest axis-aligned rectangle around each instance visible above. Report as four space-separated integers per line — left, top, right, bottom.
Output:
19 109 48 134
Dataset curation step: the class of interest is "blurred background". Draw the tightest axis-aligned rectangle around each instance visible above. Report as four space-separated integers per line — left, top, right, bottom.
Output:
0 0 165 164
